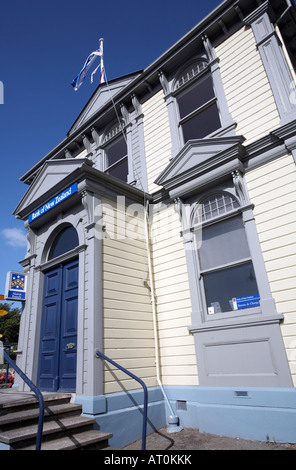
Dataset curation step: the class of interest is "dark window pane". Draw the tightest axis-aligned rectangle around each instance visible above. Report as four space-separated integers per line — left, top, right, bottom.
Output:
203 262 259 313
108 158 128 182
48 226 79 260
199 216 250 271
177 75 215 119
182 102 221 141
105 135 127 167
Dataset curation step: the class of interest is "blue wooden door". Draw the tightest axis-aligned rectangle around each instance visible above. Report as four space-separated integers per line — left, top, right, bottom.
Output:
38 259 78 392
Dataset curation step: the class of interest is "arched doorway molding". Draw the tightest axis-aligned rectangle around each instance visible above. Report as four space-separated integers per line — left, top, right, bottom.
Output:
35 215 87 394
40 216 85 268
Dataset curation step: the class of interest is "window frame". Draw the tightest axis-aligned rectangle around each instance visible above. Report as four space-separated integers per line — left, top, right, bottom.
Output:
173 60 222 144
190 192 262 322
102 121 129 183
48 225 79 262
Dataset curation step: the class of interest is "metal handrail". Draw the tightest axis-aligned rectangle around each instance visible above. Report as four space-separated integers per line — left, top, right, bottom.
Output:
95 350 148 450
1 349 45 450
2 345 11 384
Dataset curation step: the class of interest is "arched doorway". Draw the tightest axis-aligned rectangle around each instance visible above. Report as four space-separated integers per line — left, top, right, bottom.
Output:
37 226 79 392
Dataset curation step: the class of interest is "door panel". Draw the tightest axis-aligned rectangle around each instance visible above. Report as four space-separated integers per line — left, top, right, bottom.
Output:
38 260 78 392
38 267 61 391
59 260 78 391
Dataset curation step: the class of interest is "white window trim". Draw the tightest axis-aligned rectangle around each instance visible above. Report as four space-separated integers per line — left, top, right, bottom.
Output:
179 187 279 331
102 121 129 182
159 52 236 159
173 62 221 146
191 194 260 320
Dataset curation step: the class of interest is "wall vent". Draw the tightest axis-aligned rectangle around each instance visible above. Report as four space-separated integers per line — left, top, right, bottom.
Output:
234 391 249 398
177 400 187 411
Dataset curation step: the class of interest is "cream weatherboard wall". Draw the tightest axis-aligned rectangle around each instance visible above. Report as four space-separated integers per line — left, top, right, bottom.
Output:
142 89 172 193
216 25 281 144
142 87 197 386
101 197 157 394
150 204 197 387
245 154 296 385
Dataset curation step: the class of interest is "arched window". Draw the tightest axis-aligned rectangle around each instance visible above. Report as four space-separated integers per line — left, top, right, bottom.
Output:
192 192 259 315
174 60 221 142
48 226 79 261
193 192 240 225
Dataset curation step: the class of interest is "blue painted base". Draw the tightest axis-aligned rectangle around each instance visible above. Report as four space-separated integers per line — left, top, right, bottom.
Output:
0 442 10 451
165 386 296 445
75 386 296 448
75 387 166 448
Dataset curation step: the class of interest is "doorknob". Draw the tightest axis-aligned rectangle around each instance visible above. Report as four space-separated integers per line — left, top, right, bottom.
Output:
66 342 75 350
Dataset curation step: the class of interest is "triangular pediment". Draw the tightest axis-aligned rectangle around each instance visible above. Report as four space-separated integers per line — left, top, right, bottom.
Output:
14 158 92 217
68 72 142 136
155 136 245 193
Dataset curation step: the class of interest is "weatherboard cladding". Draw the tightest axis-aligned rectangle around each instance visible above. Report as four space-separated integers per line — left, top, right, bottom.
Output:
14 0 296 400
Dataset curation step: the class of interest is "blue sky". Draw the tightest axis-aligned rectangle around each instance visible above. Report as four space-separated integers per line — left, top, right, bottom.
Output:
0 0 222 300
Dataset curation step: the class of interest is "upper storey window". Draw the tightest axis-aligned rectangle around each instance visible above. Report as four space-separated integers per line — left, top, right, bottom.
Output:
103 122 128 182
174 61 222 143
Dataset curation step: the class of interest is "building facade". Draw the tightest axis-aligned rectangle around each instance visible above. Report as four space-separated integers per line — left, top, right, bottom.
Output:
13 0 296 447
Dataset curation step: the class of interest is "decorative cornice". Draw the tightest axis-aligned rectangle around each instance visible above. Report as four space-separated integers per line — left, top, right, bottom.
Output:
243 0 270 25
155 136 245 192
244 118 296 169
153 118 296 199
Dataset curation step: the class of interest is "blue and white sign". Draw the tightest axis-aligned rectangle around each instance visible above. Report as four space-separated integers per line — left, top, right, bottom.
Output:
5 271 28 302
29 183 78 223
232 294 260 310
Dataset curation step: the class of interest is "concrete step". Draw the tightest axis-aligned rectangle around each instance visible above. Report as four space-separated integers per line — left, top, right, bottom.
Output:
0 415 95 445
0 392 73 411
20 429 113 451
0 402 82 427
0 392 113 450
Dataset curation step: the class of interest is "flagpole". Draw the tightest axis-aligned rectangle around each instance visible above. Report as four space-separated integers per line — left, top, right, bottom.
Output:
100 38 105 84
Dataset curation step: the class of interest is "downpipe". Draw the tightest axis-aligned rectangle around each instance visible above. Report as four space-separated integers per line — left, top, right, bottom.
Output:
144 201 182 433
275 0 293 25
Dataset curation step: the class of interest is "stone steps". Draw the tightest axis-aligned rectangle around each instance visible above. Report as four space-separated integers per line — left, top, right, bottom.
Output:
0 392 112 450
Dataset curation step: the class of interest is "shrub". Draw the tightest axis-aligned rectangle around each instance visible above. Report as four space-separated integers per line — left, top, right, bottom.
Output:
0 369 15 387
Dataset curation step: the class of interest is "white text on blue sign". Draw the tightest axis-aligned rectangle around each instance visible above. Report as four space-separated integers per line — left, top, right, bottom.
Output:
29 183 78 223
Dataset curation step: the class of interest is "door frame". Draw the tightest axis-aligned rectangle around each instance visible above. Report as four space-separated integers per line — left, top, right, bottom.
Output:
37 258 79 392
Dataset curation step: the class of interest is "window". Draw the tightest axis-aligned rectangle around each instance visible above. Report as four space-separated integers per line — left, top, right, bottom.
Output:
193 193 259 315
175 61 221 143
48 226 79 261
103 123 128 182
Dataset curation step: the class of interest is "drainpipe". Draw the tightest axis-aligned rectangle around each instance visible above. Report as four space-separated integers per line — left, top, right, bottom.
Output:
144 200 182 433
275 0 293 25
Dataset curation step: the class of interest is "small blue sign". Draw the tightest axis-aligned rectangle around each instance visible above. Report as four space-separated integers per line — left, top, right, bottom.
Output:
29 183 78 223
233 294 260 310
5 271 27 302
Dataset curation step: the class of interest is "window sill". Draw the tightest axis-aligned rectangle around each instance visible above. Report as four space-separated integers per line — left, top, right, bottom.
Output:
188 312 284 334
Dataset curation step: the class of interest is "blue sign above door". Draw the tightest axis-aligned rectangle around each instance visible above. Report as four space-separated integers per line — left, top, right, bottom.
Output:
28 183 78 224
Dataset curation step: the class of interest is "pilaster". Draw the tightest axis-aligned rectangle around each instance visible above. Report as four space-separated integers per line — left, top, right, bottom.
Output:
244 1 296 125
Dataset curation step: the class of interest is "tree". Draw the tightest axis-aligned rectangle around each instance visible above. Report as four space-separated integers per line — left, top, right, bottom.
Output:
0 303 21 343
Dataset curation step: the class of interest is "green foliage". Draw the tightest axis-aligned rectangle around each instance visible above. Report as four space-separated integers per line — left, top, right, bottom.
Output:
0 303 21 343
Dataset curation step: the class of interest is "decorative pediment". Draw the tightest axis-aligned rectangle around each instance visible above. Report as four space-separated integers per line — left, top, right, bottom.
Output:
14 158 93 218
68 72 141 136
155 136 246 198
